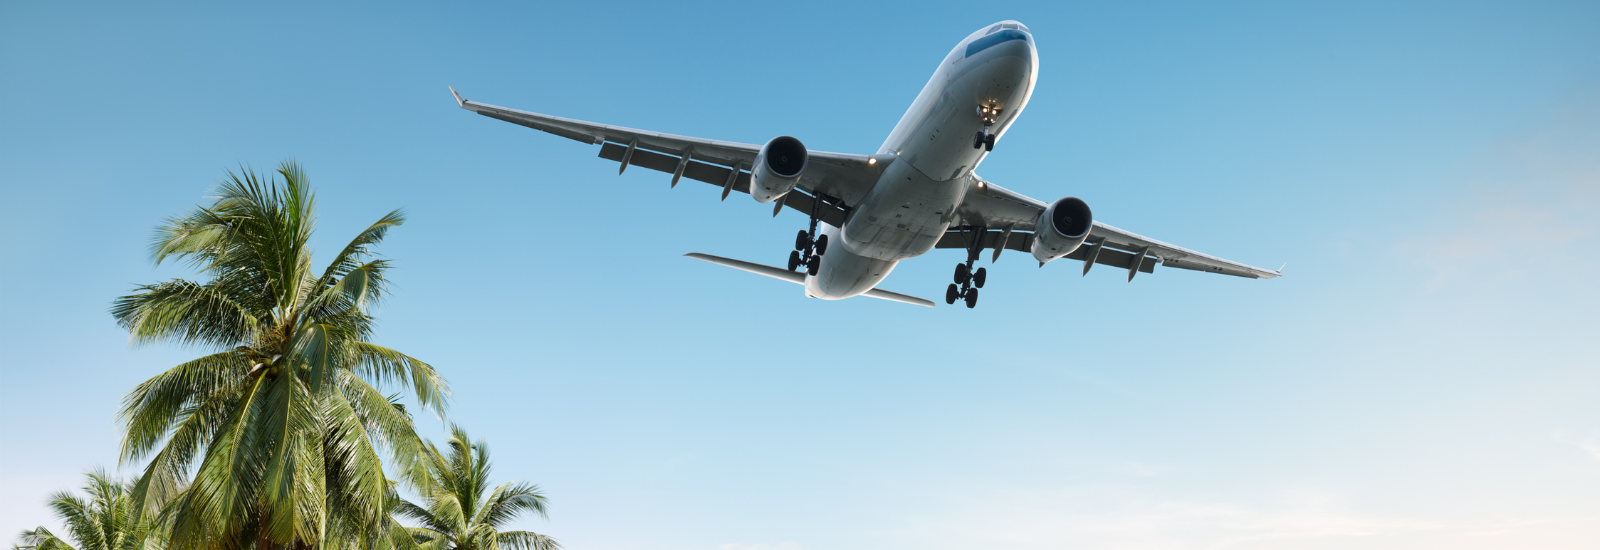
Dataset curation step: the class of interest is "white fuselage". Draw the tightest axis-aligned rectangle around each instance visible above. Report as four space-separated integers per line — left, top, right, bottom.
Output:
805 22 1038 300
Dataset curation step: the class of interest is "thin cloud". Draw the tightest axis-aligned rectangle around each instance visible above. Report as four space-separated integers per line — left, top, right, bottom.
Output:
1393 96 1600 290
1559 432 1600 463
881 483 1591 550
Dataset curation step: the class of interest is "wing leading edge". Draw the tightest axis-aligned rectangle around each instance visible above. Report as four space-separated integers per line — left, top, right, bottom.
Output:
449 87 884 209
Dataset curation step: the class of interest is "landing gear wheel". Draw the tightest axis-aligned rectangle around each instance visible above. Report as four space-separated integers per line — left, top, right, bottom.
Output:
973 267 987 288
788 250 801 272
806 254 821 276
954 263 970 284
973 131 986 149
814 234 828 256
965 287 979 309
795 230 811 251
984 133 996 151
946 284 959 305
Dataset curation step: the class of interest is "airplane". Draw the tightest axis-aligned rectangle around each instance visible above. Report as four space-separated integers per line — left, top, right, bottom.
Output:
450 20 1280 308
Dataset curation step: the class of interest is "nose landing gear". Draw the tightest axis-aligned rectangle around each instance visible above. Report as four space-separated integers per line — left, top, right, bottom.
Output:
972 131 995 152
973 104 1001 152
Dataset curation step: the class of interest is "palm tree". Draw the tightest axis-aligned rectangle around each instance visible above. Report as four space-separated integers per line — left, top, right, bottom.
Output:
112 162 449 550
392 427 558 550
13 470 159 550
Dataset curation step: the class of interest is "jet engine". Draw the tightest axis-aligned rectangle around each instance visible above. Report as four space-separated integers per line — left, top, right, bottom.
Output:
750 136 808 203
1031 197 1094 264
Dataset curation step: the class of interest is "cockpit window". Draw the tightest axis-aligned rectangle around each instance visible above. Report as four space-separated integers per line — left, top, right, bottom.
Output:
966 28 1032 57
988 22 1029 34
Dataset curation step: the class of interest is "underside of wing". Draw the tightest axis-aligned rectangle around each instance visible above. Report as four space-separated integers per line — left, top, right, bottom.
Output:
451 87 882 217
938 179 1281 280
595 142 849 227
1087 222 1281 279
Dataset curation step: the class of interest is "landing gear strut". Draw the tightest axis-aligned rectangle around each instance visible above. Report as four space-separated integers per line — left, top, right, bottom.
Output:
944 226 989 308
972 104 1001 152
787 194 836 277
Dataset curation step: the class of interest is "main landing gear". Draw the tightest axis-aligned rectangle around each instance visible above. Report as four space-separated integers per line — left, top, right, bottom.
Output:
972 104 1001 152
786 195 834 276
944 226 988 309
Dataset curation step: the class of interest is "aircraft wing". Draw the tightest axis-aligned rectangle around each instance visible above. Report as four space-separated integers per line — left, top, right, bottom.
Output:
938 179 1281 280
450 87 884 218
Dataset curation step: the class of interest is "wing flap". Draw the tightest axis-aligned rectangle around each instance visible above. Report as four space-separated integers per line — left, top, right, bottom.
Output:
1158 257 1263 278
933 230 1031 253
1091 222 1280 279
946 177 1279 280
933 231 1155 273
598 142 849 227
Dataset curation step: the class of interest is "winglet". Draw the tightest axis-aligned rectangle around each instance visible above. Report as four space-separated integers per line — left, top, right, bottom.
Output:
448 86 465 108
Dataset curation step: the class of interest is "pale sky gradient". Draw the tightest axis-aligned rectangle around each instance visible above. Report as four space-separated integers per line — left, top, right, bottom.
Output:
2 2 1598 549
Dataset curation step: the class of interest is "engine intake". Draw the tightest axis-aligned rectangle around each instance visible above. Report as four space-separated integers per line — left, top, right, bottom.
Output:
1031 197 1093 264
750 136 808 203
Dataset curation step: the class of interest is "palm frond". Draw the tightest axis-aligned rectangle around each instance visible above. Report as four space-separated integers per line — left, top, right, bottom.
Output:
251 364 325 547
111 281 262 349
46 493 104 550
14 526 77 550
119 351 247 463
402 526 451 550
351 343 450 417
320 385 393 538
496 531 561 550
479 482 550 528
390 499 447 534
338 371 430 492
318 210 405 291
126 394 227 522
165 375 272 550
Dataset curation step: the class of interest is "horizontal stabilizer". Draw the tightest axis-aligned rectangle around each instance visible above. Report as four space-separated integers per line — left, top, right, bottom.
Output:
684 253 935 308
684 252 804 285
861 287 936 308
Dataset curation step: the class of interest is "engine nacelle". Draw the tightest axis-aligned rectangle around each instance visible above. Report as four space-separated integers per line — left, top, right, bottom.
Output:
750 136 808 203
1031 197 1094 264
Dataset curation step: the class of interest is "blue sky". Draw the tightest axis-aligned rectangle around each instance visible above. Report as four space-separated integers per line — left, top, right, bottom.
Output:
2 1 1598 548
